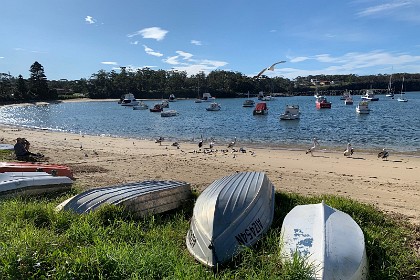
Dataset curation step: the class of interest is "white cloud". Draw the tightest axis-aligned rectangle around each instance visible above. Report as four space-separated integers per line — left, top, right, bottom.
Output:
176 51 193 60
143 45 163 57
164 56 181 65
289 56 310 63
85 16 96 24
130 41 139 45
0 56 4 59
101 61 118 65
357 0 412 17
191 40 202 46
128 27 168 41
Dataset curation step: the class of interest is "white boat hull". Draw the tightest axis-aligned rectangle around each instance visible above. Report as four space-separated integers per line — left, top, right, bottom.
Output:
186 172 275 267
56 180 190 217
0 172 73 197
281 202 368 280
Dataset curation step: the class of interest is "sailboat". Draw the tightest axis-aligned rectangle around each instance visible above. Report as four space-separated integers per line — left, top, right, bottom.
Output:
397 76 408 102
242 91 255 107
385 74 394 98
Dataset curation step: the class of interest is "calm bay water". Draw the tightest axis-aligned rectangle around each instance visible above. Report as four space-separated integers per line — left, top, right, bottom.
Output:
1 92 419 154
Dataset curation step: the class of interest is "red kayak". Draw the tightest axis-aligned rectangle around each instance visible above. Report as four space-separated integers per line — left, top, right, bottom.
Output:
0 162 74 179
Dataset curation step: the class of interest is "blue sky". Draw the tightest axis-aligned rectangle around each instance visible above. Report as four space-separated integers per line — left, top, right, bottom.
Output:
1 0 420 80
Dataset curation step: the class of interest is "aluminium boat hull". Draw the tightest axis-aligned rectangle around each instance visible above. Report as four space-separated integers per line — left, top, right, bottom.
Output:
0 172 73 197
280 202 368 280
57 180 191 217
186 172 275 267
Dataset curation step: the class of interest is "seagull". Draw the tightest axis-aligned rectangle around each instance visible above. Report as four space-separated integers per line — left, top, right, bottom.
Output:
209 141 214 149
155 137 164 145
378 148 389 160
198 139 203 149
254 61 286 79
171 142 179 147
306 137 320 156
227 137 237 149
344 143 354 157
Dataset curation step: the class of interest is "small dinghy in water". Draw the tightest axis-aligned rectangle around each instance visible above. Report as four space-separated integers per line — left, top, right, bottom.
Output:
280 201 368 280
56 180 191 217
186 172 275 267
0 172 73 197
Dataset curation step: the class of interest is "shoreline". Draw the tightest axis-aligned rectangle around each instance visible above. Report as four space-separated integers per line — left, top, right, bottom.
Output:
1 124 419 225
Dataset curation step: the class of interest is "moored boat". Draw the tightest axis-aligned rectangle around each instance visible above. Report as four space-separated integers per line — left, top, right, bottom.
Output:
161 110 179 117
201 92 215 102
280 201 369 280
0 172 73 197
186 172 275 267
315 96 331 109
361 89 379 101
120 93 139 106
279 105 300 120
206 102 221 111
356 101 370 114
169 94 176 102
253 102 268 115
0 161 74 179
150 104 163 112
344 94 354 105
56 180 191 216
132 101 149 110
242 99 255 107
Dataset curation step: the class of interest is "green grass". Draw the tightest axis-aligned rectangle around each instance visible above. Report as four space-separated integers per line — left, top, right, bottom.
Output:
0 191 419 279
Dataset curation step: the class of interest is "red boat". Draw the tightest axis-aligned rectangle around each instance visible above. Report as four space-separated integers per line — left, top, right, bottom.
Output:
150 104 163 112
315 96 332 109
253 102 268 115
0 162 74 179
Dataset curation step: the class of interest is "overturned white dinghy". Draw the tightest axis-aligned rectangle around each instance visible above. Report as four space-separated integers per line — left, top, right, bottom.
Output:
280 201 369 280
57 180 191 217
186 172 275 267
0 172 73 197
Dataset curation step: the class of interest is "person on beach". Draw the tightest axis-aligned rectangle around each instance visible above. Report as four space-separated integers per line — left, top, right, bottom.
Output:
14 138 44 160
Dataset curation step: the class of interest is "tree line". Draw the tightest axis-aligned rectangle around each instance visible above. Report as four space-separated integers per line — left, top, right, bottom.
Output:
1 61 420 103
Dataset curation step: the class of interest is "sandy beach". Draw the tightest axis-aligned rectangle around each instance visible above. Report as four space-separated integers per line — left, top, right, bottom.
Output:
1 124 419 225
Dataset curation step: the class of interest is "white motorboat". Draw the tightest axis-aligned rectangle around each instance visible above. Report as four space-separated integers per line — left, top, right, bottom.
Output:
186 172 275 267
279 105 300 120
56 180 191 217
344 95 354 105
280 201 369 280
356 101 370 114
169 94 176 102
361 89 379 101
201 92 215 102
120 93 140 106
206 102 221 111
0 172 73 197
161 110 179 117
132 101 148 110
161 100 169 108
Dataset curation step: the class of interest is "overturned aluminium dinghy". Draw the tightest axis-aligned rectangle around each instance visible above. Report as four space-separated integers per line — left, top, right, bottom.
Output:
0 172 73 197
186 172 275 267
57 180 191 217
280 201 369 280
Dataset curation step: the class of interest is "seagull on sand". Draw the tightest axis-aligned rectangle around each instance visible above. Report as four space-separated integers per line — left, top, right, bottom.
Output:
344 143 354 157
155 137 164 145
378 148 389 160
306 137 320 156
198 139 203 149
227 137 237 149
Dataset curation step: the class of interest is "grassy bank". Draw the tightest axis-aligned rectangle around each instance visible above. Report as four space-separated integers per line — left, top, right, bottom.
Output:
0 188 419 279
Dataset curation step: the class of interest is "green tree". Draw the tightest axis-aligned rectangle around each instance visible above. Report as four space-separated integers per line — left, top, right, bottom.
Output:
15 75 27 100
28 61 49 100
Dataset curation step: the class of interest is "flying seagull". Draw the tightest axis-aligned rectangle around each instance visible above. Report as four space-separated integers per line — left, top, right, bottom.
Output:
254 61 286 79
378 148 389 160
344 143 354 157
